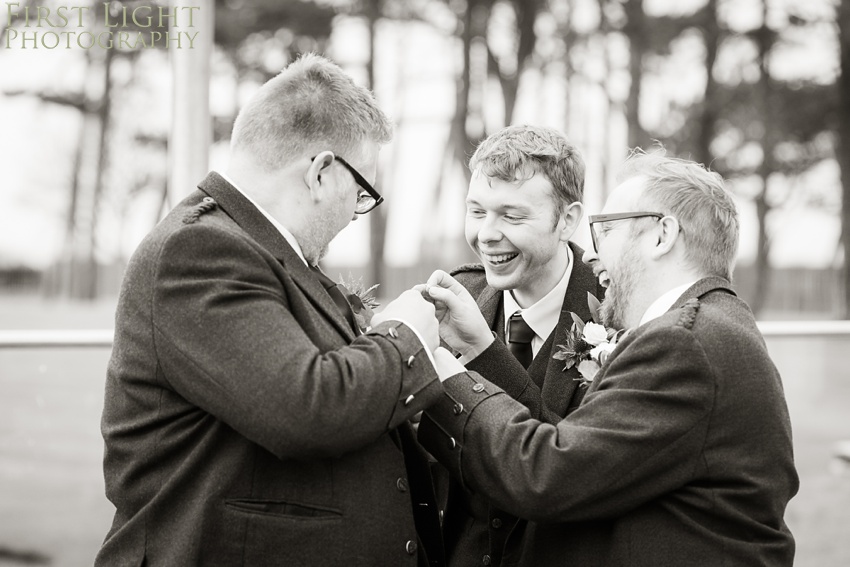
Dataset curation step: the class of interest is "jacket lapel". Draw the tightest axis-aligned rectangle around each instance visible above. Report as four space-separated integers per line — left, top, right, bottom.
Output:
537 244 598 416
477 286 505 341
198 172 356 342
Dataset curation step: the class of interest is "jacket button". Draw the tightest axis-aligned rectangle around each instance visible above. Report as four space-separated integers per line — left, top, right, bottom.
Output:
452 403 464 415
407 355 416 368
472 383 484 392
405 540 417 555
388 327 399 339
491 517 502 528
396 477 408 492
448 437 457 450
482 554 491 565
404 394 415 406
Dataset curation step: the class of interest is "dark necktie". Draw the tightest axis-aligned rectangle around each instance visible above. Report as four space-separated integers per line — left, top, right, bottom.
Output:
310 266 360 335
508 312 534 369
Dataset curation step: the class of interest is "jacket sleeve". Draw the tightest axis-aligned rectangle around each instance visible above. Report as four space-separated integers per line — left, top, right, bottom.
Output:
151 224 442 461
465 339 562 424
418 324 714 523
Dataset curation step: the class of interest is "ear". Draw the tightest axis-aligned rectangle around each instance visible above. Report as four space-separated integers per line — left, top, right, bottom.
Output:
557 201 583 243
649 216 682 259
303 151 336 203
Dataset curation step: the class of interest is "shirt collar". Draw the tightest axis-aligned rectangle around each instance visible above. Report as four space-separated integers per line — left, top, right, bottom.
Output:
503 246 573 354
217 170 308 266
639 281 698 327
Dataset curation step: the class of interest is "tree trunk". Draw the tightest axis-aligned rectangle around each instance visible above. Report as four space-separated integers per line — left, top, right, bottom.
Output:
81 46 115 300
838 0 850 318
365 0 386 289
449 0 476 185
496 0 538 125
697 0 720 165
750 1 776 315
623 0 647 150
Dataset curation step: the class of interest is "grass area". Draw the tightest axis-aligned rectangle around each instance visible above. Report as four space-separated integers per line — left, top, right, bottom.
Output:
1 295 849 565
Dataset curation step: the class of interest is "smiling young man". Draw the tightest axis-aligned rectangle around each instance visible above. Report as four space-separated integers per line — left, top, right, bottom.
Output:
435 125 604 567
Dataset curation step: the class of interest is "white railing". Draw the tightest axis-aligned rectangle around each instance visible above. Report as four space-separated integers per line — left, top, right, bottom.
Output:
0 329 114 348
1 321 850 349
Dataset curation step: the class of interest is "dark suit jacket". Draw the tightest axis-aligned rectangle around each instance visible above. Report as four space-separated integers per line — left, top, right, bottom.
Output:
420 277 799 566
439 245 604 566
97 172 445 566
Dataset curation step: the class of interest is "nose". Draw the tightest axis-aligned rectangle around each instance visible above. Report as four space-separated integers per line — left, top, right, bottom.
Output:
582 247 598 267
476 215 503 244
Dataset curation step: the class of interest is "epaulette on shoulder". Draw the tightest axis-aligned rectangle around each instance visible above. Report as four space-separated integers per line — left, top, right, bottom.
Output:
183 197 218 224
676 298 700 330
450 263 484 277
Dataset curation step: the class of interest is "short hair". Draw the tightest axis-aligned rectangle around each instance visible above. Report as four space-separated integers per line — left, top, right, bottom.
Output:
230 53 392 170
620 149 739 280
468 125 585 216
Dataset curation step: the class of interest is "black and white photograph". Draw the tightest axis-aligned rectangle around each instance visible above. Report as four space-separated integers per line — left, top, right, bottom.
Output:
1 0 848 565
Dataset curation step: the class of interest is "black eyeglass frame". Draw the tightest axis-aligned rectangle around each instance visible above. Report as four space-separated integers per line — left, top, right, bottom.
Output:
311 155 384 214
588 212 664 253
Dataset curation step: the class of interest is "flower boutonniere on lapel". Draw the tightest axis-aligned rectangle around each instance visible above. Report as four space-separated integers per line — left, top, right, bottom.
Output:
553 292 622 386
338 273 380 333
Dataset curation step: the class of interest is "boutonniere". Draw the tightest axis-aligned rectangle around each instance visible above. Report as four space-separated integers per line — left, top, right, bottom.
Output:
553 292 622 386
338 273 380 333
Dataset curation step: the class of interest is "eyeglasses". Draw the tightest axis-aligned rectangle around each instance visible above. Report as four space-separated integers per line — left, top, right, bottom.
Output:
588 212 664 253
312 155 384 214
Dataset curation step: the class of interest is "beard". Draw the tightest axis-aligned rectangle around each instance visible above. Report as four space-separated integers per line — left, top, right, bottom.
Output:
599 245 644 330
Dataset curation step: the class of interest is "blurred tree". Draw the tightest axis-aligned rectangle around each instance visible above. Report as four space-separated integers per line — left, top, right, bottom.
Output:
839 0 850 317
622 0 840 315
3 0 171 299
4 0 337 298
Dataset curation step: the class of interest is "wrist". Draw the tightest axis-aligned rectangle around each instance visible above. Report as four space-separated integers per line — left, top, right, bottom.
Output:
460 331 495 362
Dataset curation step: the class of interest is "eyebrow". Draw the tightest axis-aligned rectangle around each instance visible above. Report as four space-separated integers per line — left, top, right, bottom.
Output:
465 199 531 211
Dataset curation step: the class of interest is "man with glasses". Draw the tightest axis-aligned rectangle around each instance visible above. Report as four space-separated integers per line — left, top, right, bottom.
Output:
97 54 447 566
417 150 798 566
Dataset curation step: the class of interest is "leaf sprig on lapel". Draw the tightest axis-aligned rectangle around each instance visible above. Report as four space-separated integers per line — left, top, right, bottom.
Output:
552 292 622 386
337 273 380 333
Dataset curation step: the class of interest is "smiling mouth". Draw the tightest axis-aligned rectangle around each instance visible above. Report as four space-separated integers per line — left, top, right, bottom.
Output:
482 252 519 266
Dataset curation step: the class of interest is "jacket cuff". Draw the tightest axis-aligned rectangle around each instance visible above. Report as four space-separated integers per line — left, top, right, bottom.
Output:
417 371 504 490
466 338 532 401
366 320 442 430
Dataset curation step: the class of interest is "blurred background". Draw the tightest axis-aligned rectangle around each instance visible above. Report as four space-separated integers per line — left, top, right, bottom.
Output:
1 0 848 564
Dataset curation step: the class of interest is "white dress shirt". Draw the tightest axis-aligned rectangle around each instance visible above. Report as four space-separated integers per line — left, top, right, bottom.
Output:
639 281 698 327
503 246 574 358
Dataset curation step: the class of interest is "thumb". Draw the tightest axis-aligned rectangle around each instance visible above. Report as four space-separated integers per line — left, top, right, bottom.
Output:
427 270 468 298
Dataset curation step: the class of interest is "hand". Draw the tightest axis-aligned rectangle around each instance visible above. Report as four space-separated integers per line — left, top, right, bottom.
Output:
371 289 439 352
434 347 467 383
418 270 494 360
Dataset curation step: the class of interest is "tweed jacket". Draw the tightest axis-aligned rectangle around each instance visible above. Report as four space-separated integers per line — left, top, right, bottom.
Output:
96 172 445 566
420 277 799 566
438 244 604 567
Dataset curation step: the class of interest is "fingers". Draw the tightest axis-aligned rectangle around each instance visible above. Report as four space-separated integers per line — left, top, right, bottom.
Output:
426 284 466 312
412 283 436 304
426 270 466 296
